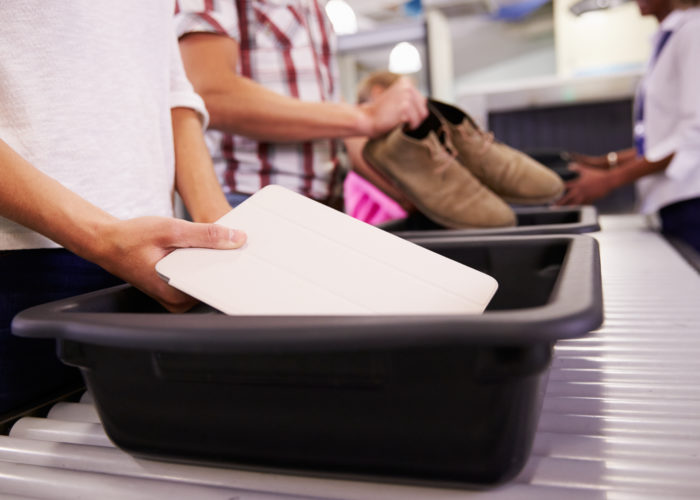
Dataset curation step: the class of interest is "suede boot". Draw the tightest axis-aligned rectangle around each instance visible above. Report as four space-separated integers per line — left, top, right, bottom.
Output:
429 100 564 205
362 112 516 229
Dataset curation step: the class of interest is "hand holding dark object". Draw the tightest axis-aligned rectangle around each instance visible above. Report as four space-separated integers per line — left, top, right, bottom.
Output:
521 150 579 182
556 164 616 206
552 165 580 182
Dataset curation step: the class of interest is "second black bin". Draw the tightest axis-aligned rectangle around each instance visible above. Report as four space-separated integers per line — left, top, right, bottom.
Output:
379 205 600 239
12 234 603 487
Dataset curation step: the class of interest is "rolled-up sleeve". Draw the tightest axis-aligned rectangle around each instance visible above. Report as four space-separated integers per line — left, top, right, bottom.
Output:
169 24 209 128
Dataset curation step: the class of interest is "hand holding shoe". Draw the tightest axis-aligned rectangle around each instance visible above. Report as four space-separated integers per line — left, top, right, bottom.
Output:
357 77 428 138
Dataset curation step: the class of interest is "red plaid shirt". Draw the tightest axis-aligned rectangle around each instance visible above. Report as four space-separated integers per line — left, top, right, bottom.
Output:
175 0 341 202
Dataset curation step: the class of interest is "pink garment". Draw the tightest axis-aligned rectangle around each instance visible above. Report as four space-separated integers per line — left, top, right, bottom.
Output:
343 171 407 225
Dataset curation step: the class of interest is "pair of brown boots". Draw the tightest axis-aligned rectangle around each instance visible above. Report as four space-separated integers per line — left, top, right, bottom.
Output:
362 100 564 229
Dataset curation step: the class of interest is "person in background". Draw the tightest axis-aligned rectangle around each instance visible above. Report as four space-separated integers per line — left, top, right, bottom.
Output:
343 71 418 225
174 0 428 209
0 2 246 414
558 0 700 252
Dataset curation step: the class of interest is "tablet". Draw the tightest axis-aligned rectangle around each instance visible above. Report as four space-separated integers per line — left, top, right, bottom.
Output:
156 185 497 315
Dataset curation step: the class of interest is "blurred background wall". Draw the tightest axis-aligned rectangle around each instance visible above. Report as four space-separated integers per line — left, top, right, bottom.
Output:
331 0 660 212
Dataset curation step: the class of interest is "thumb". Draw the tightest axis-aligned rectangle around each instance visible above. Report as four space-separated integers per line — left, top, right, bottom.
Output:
175 221 247 250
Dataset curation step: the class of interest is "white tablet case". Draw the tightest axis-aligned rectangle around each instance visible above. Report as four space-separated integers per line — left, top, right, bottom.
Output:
156 185 498 315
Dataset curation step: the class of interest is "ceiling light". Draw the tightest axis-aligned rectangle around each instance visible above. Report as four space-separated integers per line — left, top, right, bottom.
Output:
388 42 422 74
325 0 358 35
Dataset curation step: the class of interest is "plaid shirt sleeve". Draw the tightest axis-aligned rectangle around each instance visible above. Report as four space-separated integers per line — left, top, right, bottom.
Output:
173 0 342 202
174 0 240 41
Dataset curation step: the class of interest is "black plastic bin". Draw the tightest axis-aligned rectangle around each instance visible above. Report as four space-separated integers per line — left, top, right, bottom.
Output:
12 234 603 487
379 205 600 239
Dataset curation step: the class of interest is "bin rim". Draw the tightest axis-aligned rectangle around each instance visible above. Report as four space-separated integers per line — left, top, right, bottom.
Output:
11 234 603 352
381 205 600 238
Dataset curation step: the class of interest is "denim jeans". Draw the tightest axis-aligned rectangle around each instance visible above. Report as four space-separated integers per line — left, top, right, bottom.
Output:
659 197 700 253
0 249 123 414
225 192 251 208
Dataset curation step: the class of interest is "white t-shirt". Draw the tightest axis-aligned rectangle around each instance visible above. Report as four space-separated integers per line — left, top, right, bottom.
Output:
0 1 207 250
636 7 700 214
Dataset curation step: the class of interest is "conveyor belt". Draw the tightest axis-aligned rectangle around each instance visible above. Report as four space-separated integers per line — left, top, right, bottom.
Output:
1 215 698 499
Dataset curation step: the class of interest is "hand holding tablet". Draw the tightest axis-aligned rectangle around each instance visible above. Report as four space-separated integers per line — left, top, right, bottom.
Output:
156 185 497 315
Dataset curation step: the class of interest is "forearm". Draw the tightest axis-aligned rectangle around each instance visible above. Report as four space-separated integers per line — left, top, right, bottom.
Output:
178 33 376 141
571 147 638 169
172 107 231 222
202 78 368 141
1 138 247 312
0 139 116 260
608 153 673 189
558 152 673 206
617 147 638 165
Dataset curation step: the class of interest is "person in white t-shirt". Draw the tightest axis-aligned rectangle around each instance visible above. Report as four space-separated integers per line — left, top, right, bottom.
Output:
0 2 246 413
558 0 700 253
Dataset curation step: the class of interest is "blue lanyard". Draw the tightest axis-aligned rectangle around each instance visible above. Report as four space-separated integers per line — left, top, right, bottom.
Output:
634 30 673 156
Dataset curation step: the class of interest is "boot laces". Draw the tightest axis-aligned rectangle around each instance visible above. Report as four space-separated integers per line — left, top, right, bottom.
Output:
431 126 458 175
